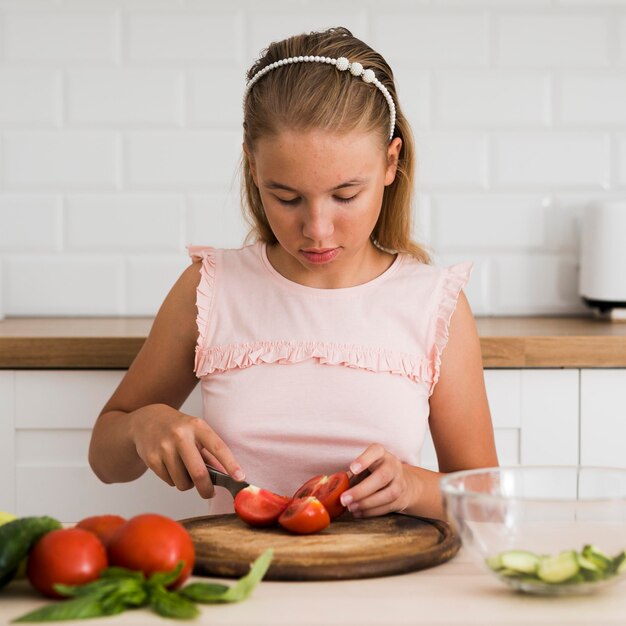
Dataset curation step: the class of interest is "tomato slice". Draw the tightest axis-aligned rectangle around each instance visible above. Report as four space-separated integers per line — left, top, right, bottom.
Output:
278 496 331 534
292 471 350 519
234 485 291 527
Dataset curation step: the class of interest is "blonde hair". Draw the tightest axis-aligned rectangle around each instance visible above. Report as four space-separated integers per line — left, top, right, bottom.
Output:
241 27 430 264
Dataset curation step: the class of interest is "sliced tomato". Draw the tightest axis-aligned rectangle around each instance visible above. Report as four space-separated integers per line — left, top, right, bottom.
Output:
278 496 331 534
234 485 291 527
292 471 350 519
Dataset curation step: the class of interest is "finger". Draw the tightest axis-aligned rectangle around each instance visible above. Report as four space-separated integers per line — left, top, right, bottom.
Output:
340 462 391 507
195 425 245 481
179 446 216 499
199 448 226 472
149 459 175 487
348 484 401 514
355 501 399 518
348 443 386 477
162 453 196 493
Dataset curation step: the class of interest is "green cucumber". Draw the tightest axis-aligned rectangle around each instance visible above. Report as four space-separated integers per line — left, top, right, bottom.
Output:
582 544 613 572
0 516 61 590
499 550 539 575
613 551 626 575
537 551 580 583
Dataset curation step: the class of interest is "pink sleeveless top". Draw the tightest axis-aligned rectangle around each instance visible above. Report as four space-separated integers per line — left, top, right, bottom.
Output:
188 241 471 512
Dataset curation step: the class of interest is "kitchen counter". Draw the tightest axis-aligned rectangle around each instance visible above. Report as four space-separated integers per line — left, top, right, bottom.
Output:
2 546 625 625
1 316 626 369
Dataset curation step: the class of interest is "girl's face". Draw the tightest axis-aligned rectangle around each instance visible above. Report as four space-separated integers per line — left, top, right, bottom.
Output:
247 129 402 288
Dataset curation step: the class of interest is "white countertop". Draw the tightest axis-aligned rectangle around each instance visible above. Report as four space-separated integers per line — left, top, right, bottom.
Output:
2 546 626 626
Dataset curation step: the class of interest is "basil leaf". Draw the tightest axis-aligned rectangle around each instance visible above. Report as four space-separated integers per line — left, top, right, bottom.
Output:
12 596 104 622
53 579 120 599
100 566 145 581
177 582 229 603
149 584 199 620
219 548 273 603
148 561 184 588
100 579 148 612
179 548 273 605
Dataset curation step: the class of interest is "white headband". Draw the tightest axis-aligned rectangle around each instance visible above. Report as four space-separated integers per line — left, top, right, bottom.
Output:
244 55 397 142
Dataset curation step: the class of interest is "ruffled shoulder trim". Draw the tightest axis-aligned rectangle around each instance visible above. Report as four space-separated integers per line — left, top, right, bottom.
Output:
194 340 433 383
429 262 473 396
187 246 217 359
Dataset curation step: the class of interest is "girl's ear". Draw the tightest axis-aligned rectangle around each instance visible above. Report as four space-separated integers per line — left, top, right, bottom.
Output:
384 137 402 186
243 142 259 187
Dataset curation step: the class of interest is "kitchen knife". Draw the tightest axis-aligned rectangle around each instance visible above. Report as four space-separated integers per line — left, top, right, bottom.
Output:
205 463 369 498
205 463 249 498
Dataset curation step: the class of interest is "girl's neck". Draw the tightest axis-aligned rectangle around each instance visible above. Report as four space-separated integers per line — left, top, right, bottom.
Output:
266 241 397 289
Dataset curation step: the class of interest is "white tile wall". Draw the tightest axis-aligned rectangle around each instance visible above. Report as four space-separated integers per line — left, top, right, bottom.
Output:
1 0 626 317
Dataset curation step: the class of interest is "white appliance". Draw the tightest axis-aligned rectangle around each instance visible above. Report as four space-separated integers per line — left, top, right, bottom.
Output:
579 201 626 318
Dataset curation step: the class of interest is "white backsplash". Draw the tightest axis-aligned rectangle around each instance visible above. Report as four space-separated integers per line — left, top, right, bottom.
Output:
1 0 626 317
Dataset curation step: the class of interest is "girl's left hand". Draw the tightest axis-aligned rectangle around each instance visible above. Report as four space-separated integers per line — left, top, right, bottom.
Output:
339 444 416 517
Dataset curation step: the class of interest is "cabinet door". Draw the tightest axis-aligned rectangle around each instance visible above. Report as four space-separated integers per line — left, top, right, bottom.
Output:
421 369 580 471
520 369 579 465
14 370 209 521
580 369 626 467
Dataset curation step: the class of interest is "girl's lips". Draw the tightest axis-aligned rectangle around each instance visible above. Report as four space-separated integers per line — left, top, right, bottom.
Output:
300 248 340 264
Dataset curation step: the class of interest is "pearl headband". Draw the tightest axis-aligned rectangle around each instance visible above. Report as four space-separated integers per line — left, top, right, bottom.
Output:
244 55 397 142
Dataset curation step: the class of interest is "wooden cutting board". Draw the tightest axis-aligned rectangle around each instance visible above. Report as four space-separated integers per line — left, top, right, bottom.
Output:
179 513 460 581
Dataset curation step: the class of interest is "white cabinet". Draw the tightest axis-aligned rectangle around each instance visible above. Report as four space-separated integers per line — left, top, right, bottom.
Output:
421 369 580 471
2 367 622 518
2 370 209 520
580 369 626 468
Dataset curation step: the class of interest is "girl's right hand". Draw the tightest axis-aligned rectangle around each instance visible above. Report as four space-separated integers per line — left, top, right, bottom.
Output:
129 403 245 499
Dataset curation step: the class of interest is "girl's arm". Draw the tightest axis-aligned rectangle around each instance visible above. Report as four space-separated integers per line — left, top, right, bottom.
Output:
88 260 244 499
342 291 498 520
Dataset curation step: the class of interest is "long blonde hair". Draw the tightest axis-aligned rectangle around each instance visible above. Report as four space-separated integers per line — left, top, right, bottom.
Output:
242 27 430 263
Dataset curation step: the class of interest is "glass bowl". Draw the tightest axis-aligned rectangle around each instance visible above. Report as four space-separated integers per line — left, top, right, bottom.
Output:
440 466 626 595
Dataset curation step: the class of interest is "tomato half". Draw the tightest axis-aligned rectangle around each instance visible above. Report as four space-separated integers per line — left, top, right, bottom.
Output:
278 496 331 534
76 514 126 547
292 471 350 519
27 528 108 598
234 486 291 527
107 514 195 589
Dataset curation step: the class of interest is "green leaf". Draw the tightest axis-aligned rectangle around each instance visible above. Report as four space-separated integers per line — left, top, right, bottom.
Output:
148 585 199 620
177 582 229 603
148 562 184 588
100 581 148 614
12 596 104 622
53 579 120 599
100 566 145 581
219 549 273 603
179 548 273 605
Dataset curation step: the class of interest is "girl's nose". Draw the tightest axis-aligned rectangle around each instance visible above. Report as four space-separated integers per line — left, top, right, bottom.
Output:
302 203 334 241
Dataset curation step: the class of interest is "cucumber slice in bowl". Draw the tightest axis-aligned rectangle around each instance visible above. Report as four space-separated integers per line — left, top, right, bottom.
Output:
485 546 626 595
537 551 579 583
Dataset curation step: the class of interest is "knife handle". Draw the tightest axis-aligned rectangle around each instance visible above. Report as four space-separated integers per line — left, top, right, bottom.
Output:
205 464 249 498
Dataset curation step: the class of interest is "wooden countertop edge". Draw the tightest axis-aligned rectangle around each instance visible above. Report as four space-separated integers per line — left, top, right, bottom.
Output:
1 334 626 369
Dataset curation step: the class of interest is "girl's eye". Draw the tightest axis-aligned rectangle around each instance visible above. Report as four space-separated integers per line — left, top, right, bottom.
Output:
276 197 300 206
335 195 357 204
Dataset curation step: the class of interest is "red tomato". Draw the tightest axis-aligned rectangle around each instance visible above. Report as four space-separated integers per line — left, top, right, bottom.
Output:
27 528 108 598
292 471 350 519
107 513 195 588
76 514 126 547
278 496 331 534
234 486 291 527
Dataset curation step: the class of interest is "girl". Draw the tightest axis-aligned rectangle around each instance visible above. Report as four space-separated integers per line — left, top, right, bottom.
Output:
89 27 498 521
